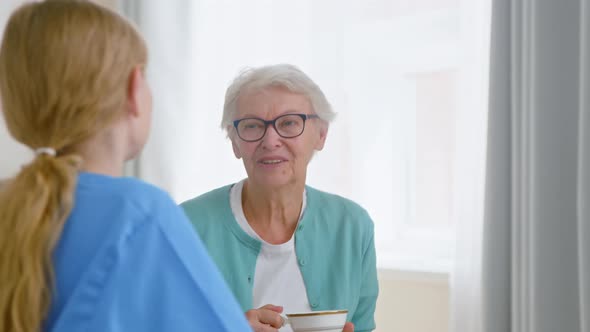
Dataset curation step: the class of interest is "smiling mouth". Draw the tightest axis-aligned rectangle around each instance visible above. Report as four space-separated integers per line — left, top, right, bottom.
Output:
259 160 284 165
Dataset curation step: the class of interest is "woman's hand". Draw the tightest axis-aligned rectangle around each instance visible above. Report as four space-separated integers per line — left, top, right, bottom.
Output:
342 322 355 332
245 305 354 332
245 304 284 332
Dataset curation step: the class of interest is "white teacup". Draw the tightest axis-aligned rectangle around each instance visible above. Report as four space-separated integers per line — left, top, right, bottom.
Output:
281 309 348 332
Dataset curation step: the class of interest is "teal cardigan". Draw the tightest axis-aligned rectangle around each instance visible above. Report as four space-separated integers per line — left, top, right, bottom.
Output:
181 185 378 332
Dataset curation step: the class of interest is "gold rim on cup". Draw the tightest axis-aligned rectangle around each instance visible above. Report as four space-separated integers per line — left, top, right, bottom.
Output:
286 310 348 318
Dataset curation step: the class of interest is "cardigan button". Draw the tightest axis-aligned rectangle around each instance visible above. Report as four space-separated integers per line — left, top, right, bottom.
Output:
298 258 306 266
311 302 318 308
297 224 304 231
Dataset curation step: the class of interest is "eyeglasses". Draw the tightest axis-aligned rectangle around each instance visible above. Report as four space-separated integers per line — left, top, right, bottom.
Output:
233 113 320 142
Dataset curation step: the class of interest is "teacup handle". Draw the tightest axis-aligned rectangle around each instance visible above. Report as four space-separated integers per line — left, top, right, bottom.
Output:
280 313 290 327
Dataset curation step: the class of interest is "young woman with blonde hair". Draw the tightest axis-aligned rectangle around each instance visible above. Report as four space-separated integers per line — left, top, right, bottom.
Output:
0 1 250 331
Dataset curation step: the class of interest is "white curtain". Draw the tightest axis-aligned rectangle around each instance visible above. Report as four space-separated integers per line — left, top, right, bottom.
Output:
449 0 491 329
483 0 590 332
119 0 197 185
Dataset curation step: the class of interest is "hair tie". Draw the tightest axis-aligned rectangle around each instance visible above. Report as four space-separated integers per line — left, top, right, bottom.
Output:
34 147 57 157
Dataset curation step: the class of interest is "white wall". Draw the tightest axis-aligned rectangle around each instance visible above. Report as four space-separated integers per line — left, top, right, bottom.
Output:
95 0 117 10
376 271 449 332
0 110 28 179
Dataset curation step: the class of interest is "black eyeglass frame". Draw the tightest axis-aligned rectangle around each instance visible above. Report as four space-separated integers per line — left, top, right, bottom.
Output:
232 113 320 142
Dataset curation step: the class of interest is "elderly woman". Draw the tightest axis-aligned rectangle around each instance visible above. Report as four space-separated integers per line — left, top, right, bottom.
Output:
181 64 378 332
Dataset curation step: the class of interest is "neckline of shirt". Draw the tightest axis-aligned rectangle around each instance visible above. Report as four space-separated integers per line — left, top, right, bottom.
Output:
230 179 306 254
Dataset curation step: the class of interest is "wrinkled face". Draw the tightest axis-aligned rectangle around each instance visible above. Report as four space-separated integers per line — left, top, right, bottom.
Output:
230 86 327 189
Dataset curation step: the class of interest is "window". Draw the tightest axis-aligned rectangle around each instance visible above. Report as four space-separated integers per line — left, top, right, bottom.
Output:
132 0 491 273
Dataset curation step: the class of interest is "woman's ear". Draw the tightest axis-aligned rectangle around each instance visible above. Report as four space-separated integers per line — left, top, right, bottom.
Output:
127 66 145 118
229 129 243 159
314 122 328 151
231 140 242 159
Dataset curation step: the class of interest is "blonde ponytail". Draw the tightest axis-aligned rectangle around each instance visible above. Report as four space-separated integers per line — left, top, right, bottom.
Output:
0 154 80 332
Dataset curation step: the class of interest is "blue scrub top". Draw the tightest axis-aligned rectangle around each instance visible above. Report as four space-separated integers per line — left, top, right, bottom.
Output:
43 172 251 331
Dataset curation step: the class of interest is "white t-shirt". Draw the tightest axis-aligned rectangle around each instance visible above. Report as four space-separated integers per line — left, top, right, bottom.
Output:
230 180 311 332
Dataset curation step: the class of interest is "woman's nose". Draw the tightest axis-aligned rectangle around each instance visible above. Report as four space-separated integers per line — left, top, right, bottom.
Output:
260 124 283 149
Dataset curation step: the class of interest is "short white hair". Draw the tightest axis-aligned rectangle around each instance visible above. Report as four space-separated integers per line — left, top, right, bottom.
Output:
221 64 336 133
